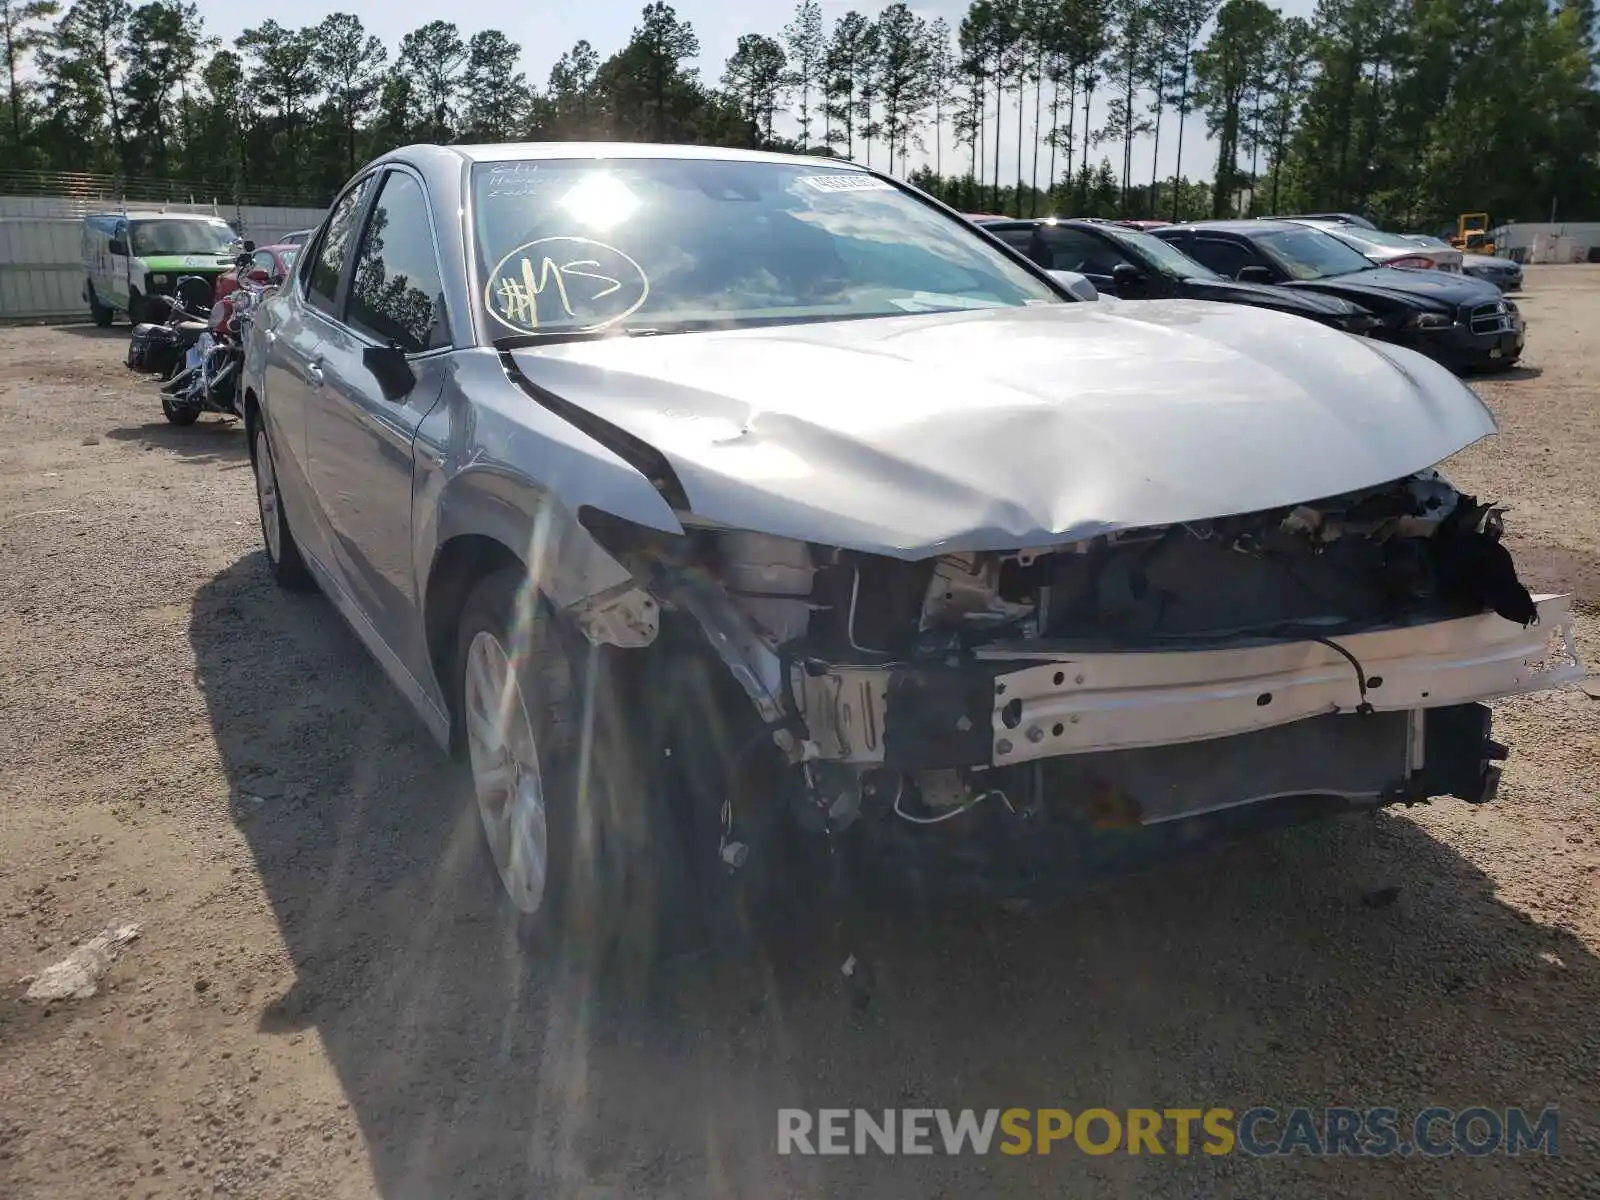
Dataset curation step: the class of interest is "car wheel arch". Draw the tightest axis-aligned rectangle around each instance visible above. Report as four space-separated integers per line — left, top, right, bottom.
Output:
424 472 664 748
424 532 526 754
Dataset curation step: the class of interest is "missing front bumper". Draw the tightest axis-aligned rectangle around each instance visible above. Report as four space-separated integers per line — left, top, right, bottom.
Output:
968 702 1503 827
791 595 1581 775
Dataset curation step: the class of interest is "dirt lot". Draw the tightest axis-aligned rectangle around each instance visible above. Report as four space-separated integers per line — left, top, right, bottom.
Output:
2 272 1599 1199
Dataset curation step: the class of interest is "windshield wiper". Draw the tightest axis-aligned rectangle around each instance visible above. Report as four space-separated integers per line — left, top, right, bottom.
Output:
490 327 673 350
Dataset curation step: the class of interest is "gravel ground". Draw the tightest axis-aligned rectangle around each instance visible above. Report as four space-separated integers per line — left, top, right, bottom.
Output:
2 271 1598 1199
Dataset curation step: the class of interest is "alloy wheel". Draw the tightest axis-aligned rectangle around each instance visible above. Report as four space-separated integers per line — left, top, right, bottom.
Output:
254 428 281 564
464 629 550 914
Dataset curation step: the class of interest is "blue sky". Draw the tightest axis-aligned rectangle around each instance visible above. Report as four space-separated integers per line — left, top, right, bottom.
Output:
202 0 1320 184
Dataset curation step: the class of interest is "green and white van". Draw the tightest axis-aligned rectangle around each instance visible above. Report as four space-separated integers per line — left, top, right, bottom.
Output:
82 211 244 325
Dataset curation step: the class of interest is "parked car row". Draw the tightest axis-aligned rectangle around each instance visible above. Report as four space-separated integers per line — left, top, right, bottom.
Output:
971 214 1526 374
1269 211 1522 292
976 216 1381 334
227 143 1579 947
1288 218 1464 271
1405 234 1524 291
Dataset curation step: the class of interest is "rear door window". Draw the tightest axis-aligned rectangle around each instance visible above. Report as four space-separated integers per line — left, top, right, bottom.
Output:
1189 238 1259 278
988 227 1036 253
1032 228 1131 276
985 227 1049 268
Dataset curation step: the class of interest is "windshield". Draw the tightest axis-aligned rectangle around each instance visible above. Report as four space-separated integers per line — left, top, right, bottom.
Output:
1253 226 1376 280
1327 226 1430 253
129 218 238 256
1408 235 1451 248
1102 226 1221 280
470 158 1064 339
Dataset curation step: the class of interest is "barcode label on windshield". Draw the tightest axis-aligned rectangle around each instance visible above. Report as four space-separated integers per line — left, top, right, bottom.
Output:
799 174 894 193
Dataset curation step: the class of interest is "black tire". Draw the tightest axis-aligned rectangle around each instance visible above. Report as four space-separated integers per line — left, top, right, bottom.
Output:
639 628 820 955
249 418 313 589
87 282 113 327
161 395 201 425
454 567 683 982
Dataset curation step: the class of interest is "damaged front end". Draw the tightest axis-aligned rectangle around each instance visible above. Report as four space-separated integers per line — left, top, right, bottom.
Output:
583 469 1583 871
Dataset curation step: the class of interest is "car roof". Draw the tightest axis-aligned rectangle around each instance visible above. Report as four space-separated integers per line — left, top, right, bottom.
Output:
1280 211 1375 227
973 216 1077 226
385 141 864 170
1156 219 1297 235
87 210 228 221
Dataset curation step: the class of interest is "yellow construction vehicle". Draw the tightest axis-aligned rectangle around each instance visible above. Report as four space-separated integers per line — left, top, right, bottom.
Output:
1450 212 1495 255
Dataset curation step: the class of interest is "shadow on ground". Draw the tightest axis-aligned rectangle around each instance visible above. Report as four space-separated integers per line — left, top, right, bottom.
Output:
106 417 248 466
189 553 1596 1200
53 322 132 340
1488 364 1545 382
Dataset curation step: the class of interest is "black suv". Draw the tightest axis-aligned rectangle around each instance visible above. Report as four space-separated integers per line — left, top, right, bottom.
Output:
976 217 1379 334
1149 220 1524 373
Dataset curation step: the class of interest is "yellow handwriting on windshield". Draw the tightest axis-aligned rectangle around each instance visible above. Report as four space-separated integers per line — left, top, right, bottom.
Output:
484 236 648 333
493 257 624 328
558 260 621 300
495 258 568 329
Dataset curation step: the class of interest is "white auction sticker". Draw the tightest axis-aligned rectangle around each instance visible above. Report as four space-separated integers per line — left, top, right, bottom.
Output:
799 174 895 193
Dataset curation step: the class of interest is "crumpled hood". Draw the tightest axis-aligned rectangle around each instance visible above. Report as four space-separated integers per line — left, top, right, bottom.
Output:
509 302 1496 558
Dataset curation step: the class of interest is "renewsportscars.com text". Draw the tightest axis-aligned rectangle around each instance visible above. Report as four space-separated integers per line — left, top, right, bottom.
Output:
776 1106 1559 1157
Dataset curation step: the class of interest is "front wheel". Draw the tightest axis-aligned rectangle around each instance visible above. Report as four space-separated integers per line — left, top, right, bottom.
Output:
455 568 678 971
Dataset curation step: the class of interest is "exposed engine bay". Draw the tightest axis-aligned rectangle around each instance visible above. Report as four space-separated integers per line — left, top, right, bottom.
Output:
710 469 1539 656
582 469 1582 846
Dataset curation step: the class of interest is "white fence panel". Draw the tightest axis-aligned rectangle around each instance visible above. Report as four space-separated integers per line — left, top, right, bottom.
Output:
0 195 328 321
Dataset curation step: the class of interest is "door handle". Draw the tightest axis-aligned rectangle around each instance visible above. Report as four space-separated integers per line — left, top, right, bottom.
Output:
265 328 277 345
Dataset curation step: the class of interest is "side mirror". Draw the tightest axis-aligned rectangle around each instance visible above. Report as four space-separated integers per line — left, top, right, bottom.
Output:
1109 261 1149 298
1237 265 1276 284
242 239 256 253
1047 269 1101 302
363 343 416 402
108 238 127 256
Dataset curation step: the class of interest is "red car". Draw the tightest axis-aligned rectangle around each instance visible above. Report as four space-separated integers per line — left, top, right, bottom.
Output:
214 242 300 300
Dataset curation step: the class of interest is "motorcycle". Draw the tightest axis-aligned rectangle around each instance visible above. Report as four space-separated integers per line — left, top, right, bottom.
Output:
125 241 267 426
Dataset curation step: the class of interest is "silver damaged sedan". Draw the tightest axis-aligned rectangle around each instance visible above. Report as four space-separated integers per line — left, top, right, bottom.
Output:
242 143 1584 939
